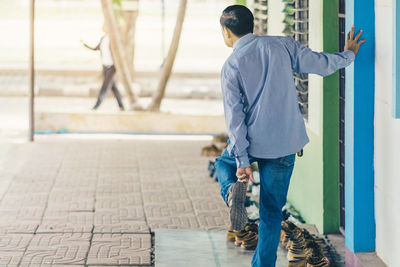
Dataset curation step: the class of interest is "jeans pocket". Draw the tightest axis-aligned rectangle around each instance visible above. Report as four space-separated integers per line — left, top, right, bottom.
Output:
278 154 296 167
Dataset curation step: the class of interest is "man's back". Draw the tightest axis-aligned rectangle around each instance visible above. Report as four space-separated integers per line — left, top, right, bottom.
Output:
222 34 308 159
221 33 354 159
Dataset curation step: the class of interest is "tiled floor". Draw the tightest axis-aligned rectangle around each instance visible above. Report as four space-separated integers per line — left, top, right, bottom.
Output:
0 135 286 266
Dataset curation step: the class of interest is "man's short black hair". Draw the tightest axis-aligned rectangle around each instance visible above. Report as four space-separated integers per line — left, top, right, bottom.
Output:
220 5 254 37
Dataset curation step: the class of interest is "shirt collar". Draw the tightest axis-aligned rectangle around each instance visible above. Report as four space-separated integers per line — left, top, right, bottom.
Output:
233 33 256 51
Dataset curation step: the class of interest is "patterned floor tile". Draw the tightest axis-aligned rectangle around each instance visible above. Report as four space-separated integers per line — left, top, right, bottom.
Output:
0 223 38 234
21 233 91 265
48 191 95 202
0 234 33 251
144 201 195 218
94 208 145 224
97 175 140 184
197 211 230 230
142 189 189 203
95 194 143 209
37 211 94 233
41 211 94 223
46 198 95 212
87 233 152 266
0 207 45 221
94 221 150 234
0 251 23 267
96 183 141 194
192 198 228 213
141 180 183 192
147 215 200 230
7 183 53 194
36 223 94 234
186 186 221 199
0 193 48 208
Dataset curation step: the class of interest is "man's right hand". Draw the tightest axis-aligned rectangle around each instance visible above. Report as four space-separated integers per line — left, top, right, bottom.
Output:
236 167 255 188
344 26 366 56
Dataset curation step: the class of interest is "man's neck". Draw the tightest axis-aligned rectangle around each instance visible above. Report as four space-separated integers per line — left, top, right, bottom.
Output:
231 35 240 47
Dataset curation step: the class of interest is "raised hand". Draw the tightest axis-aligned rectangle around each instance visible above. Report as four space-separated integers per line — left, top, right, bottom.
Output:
344 26 366 56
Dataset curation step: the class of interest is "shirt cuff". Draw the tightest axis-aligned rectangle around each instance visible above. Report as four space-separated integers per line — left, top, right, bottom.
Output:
235 155 250 168
344 49 355 62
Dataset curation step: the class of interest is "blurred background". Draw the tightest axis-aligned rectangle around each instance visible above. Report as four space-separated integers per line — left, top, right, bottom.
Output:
0 0 237 141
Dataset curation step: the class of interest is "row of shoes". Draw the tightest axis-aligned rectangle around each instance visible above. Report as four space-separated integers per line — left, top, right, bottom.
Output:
201 134 229 157
226 222 259 250
208 160 218 182
281 220 330 267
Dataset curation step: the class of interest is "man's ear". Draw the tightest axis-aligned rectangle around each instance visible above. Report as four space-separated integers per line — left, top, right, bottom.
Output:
221 26 227 36
224 27 233 39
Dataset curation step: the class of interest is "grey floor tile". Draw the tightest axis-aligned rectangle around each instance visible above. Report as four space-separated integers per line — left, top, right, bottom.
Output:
155 229 289 267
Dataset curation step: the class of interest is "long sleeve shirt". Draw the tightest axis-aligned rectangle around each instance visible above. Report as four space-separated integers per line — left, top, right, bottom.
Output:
221 33 355 168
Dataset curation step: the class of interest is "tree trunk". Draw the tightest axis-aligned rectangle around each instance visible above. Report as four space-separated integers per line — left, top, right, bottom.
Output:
148 0 187 111
122 9 139 81
101 0 141 110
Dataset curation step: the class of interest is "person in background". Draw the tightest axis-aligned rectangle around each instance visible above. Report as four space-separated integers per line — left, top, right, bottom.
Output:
216 5 365 267
81 27 125 111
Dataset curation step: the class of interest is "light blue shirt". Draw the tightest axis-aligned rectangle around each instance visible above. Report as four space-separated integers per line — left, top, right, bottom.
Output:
221 33 355 168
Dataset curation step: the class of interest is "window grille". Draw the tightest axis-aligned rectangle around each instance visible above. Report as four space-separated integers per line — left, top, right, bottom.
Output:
282 0 309 120
253 0 268 35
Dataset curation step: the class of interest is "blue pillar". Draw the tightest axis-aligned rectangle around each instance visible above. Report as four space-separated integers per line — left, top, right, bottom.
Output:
345 0 375 253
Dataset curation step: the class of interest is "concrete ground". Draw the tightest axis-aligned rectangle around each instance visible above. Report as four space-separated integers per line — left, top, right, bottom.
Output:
155 229 287 267
0 134 287 266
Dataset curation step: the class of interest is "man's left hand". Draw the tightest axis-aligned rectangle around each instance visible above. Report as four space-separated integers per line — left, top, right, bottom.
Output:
344 26 366 56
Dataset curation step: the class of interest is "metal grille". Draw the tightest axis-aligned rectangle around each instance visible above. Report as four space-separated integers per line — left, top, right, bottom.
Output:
282 0 309 120
338 0 346 232
253 0 268 35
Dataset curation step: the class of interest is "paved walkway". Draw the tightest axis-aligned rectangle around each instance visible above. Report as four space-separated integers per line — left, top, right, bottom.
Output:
0 135 261 266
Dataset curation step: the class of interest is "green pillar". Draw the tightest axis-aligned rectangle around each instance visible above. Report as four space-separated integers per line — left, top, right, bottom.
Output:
322 0 340 233
235 0 247 5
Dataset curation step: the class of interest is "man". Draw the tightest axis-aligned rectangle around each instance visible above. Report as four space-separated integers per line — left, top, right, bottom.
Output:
81 28 125 111
216 5 365 267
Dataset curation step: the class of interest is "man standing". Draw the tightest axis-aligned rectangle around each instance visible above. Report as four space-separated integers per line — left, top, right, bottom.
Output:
216 5 365 267
81 28 125 111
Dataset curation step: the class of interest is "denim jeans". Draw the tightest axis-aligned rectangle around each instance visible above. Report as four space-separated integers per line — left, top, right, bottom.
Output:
215 148 296 267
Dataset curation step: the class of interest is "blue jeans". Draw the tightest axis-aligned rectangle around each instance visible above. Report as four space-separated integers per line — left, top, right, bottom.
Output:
215 148 296 267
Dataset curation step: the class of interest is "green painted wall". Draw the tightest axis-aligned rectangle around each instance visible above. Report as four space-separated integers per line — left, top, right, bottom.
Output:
287 0 340 234
322 0 340 233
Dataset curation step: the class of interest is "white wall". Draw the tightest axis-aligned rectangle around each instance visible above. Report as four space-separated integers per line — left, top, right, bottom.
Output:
307 1 323 135
267 0 285 36
374 0 400 266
